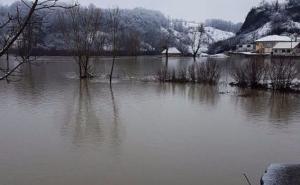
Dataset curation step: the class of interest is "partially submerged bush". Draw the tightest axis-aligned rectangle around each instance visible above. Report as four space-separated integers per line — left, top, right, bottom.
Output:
268 58 298 90
196 60 220 84
177 68 189 82
231 57 299 91
157 68 168 82
158 61 220 85
231 64 248 87
246 57 267 87
188 64 196 83
231 57 267 88
157 68 189 83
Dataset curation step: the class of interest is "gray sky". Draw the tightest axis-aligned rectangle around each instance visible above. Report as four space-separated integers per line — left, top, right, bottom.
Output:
0 0 284 23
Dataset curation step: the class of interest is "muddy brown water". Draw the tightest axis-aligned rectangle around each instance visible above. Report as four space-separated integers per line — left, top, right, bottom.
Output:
0 56 300 185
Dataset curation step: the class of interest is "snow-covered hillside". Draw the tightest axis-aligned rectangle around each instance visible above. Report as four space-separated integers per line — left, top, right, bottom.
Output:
168 22 235 53
185 24 235 53
0 3 235 55
205 27 235 43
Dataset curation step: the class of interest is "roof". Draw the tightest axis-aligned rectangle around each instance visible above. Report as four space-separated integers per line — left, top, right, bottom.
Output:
256 35 291 42
273 42 300 49
161 47 181 54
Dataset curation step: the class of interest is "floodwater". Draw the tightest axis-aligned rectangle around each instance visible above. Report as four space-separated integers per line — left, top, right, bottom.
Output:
0 56 300 185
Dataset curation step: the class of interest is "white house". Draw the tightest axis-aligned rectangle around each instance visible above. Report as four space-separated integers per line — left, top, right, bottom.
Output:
272 42 300 56
161 47 182 57
255 35 291 54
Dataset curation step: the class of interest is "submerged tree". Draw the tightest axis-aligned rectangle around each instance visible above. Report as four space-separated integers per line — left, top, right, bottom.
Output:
160 18 174 60
127 30 141 56
268 57 298 90
15 12 44 63
109 8 121 85
59 5 102 79
0 0 76 80
190 24 205 60
159 18 175 82
231 57 267 88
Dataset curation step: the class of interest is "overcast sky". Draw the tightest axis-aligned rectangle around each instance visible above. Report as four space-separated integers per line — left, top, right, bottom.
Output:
0 0 284 23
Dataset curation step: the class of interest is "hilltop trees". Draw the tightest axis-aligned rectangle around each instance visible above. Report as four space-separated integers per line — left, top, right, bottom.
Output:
286 0 300 7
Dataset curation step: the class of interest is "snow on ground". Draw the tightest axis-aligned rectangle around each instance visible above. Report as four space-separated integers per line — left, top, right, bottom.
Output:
241 22 272 42
292 21 300 29
208 53 229 58
256 35 291 42
185 21 200 28
200 53 209 57
158 23 235 53
256 22 272 38
205 26 235 42
187 26 235 52
161 47 181 54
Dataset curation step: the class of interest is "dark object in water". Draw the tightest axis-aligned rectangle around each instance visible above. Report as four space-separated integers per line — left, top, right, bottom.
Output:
261 164 300 185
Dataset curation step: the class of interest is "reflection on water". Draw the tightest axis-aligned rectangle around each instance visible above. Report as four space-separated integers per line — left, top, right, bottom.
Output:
233 89 300 127
188 84 220 106
61 80 123 148
269 93 300 125
109 86 121 147
155 83 220 107
66 80 103 146
0 56 300 185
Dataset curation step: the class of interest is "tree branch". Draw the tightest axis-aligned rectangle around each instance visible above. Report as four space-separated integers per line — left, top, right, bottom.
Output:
0 0 78 80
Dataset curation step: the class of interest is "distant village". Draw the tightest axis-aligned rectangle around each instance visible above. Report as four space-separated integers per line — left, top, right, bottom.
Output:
235 35 300 56
161 35 300 57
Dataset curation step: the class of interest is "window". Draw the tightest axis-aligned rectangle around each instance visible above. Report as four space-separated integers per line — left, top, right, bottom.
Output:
274 49 278 53
247 45 251 48
282 50 286 53
287 49 291 53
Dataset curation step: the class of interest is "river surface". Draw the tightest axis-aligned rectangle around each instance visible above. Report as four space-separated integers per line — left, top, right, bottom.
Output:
0 56 300 185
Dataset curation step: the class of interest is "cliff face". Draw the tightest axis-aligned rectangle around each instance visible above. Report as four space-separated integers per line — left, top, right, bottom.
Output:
238 7 272 34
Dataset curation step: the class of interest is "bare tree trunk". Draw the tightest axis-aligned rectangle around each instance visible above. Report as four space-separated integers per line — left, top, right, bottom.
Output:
110 56 116 85
165 48 169 60
6 52 9 72
164 49 169 82
109 8 120 85
193 53 197 62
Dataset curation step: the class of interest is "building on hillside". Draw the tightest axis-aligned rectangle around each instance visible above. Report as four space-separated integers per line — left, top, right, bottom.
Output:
272 42 300 56
255 35 291 54
161 47 182 57
236 44 255 52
